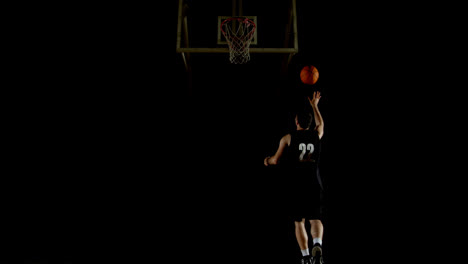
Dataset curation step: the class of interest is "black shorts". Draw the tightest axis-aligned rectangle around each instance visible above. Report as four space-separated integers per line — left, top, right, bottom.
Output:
285 174 324 222
289 189 324 222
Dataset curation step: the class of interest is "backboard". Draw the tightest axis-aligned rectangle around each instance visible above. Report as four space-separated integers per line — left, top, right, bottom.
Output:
176 0 298 70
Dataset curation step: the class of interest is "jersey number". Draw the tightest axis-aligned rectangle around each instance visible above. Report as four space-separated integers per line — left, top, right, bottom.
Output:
299 143 315 161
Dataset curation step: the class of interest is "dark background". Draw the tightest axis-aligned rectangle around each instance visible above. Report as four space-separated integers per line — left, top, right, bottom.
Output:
3 1 456 263
170 2 429 263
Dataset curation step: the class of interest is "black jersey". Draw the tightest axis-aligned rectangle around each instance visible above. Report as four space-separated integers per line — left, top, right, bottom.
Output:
287 129 323 190
289 130 321 166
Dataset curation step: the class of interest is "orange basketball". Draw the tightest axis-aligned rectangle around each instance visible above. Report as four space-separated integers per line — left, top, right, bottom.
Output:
300 65 319 85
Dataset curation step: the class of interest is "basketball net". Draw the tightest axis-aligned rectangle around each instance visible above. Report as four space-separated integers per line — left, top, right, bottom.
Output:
220 17 256 64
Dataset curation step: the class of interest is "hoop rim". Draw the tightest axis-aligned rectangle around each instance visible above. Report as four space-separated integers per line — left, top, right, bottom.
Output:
220 17 256 35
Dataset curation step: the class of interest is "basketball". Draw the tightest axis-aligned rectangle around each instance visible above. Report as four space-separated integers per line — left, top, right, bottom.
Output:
300 65 319 85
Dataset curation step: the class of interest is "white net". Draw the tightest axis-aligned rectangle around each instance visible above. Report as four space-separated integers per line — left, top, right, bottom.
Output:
220 17 256 64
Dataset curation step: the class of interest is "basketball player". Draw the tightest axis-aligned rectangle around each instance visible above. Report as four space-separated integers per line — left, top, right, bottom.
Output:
264 91 325 264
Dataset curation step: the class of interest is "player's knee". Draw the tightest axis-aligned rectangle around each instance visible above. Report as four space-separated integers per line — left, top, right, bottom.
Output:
309 219 322 226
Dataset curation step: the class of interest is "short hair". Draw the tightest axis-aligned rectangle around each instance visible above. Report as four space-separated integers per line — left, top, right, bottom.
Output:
296 111 313 129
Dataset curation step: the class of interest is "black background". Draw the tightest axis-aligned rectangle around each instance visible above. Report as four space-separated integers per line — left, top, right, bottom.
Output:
3 1 458 264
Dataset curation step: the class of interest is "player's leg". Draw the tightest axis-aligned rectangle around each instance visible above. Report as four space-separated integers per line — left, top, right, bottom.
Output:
295 218 308 250
295 218 312 263
309 219 324 264
309 219 323 244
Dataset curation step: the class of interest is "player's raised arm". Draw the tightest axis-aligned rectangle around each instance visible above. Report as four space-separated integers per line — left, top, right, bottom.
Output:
308 91 324 139
264 134 291 166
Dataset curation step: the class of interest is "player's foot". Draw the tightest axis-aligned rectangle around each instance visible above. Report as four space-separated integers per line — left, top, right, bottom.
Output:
311 243 324 264
300 255 312 264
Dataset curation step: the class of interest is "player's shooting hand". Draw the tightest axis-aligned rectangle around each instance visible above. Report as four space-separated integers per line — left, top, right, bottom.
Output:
308 91 321 107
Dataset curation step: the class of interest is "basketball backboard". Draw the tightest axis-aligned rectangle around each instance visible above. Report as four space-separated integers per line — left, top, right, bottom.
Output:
176 0 298 70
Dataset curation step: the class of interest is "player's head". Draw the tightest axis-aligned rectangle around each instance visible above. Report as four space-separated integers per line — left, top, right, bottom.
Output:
295 111 313 130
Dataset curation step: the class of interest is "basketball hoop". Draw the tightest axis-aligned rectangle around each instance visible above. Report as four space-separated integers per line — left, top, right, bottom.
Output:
220 17 256 64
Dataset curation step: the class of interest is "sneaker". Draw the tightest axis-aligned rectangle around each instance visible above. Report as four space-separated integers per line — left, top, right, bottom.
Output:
300 255 312 264
311 244 324 264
